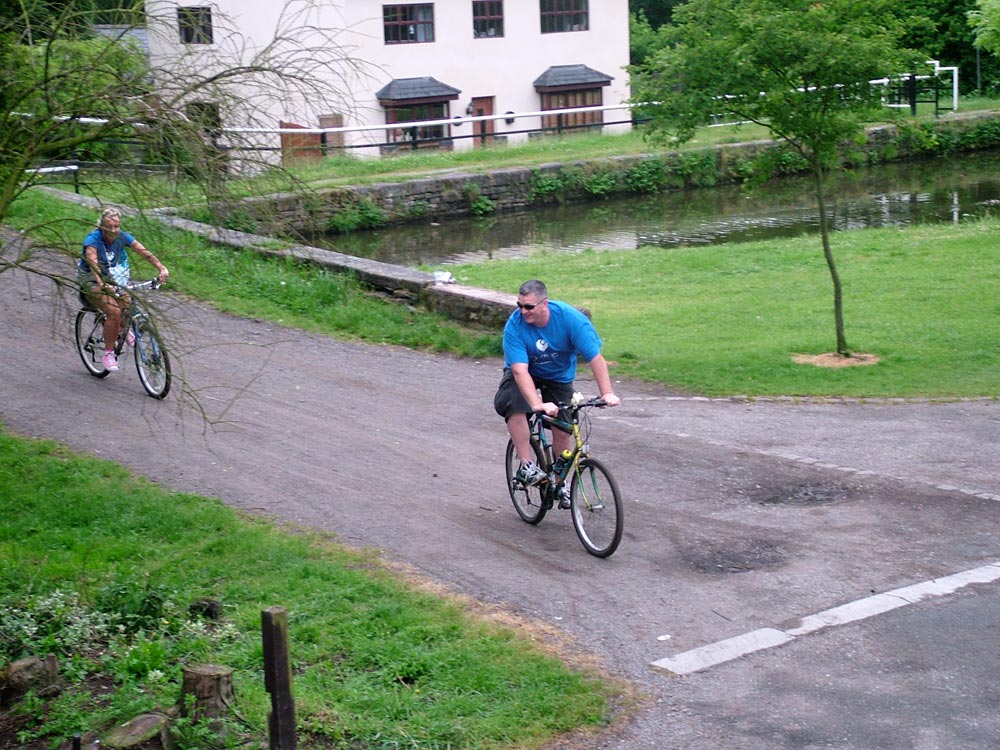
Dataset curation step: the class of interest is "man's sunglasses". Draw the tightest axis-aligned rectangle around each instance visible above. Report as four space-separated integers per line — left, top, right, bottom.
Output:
517 298 547 310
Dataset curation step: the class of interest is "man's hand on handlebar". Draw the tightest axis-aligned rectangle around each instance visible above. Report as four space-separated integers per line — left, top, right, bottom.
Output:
601 393 621 407
535 401 560 417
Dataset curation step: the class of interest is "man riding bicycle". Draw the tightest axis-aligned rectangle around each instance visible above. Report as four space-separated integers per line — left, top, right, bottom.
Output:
493 280 621 506
78 208 169 373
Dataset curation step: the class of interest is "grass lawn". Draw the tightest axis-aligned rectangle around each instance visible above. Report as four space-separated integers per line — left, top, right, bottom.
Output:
0 431 625 749
450 217 1000 398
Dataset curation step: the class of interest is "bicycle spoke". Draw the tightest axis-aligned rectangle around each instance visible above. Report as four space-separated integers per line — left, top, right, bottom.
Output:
570 457 623 558
505 439 548 524
133 320 171 399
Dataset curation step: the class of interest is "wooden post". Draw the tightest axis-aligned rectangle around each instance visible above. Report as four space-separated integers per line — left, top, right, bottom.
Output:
262 606 296 750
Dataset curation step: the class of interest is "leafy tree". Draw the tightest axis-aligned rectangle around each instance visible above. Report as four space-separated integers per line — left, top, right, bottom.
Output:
629 10 660 66
630 0 922 357
970 0 1000 70
629 0 683 30
903 0 1000 94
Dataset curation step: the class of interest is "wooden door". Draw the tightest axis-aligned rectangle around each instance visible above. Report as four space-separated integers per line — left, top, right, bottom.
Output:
470 96 495 146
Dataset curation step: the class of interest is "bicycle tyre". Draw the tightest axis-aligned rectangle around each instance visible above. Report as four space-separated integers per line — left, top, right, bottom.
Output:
133 319 171 399
75 309 111 378
505 439 549 524
570 457 623 558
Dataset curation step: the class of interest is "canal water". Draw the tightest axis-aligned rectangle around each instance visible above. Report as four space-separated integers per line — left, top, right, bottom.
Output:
313 151 1000 268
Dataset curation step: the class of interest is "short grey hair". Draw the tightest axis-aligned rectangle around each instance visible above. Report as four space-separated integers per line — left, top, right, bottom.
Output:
99 207 122 228
518 280 547 299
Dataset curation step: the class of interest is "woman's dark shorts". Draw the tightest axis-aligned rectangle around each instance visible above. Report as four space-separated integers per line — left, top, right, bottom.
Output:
493 368 575 420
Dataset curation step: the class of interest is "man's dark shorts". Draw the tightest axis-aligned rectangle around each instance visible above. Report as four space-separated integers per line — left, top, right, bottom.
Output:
493 368 575 420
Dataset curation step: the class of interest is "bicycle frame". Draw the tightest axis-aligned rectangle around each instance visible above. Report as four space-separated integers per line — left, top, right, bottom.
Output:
531 397 605 491
507 395 622 557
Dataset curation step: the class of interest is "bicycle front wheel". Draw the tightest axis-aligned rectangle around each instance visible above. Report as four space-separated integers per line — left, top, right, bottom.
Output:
570 457 623 558
505 439 548 524
75 309 111 378
133 319 171 399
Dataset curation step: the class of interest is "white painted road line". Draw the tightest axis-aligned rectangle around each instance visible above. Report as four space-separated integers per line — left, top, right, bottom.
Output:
652 561 1000 675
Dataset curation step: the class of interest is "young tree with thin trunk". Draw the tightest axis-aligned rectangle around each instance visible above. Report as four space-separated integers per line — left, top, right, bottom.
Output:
630 0 923 357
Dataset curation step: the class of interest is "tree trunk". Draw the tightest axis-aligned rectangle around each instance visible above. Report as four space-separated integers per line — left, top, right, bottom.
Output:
179 664 236 721
813 162 850 356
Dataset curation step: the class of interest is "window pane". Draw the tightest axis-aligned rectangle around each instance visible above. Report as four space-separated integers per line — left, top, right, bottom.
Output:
539 0 587 34
386 102 447 142
541 88 602 129
178 7 213 44
473 0 504 38
384 4 435 44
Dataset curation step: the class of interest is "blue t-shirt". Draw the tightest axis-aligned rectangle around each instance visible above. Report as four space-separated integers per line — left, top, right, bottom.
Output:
503 299 603 383
79 228 135 279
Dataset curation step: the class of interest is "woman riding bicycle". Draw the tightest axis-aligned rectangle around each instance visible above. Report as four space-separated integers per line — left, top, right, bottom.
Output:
493 280 621 503
78 207 169 373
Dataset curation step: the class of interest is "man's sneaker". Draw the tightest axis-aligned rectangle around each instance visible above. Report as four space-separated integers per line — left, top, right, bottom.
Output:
515 461 546 486
558 485 572 509
125 328 135 346
102 350 119 372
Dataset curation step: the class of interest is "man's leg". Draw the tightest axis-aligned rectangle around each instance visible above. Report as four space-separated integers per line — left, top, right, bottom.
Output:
507 412 534 464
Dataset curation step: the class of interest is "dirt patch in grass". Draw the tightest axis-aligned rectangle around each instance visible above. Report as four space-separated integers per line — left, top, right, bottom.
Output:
792 352 881 368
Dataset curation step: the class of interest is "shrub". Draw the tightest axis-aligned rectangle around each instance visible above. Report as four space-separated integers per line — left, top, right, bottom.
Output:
624 157 669 193
328 197 387 233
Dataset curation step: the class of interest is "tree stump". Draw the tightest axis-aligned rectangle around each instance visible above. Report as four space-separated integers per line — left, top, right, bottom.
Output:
102 712 175 750
0 654 60 705
178 664 236 721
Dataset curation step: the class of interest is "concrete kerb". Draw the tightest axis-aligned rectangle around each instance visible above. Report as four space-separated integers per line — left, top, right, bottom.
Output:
40 187 518 330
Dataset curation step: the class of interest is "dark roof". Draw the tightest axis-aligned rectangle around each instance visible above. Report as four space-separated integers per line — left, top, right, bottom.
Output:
533 64 613 91
376 77 461 103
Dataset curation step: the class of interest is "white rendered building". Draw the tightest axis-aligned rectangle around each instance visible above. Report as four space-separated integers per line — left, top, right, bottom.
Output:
144 0 631 158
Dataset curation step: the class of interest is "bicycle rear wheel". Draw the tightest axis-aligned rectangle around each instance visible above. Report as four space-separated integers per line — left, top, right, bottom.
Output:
505 439 549 524
74 309 111 378
570 457 623 558
133 319 171 399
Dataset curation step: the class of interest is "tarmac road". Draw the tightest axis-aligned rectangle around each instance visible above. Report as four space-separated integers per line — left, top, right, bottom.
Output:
3 264 1000 749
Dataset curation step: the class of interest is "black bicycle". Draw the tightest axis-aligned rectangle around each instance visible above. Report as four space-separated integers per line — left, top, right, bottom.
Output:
505 396 623 557
75 279 172 399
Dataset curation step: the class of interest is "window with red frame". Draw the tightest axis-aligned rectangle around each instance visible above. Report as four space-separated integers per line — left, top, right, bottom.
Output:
540 89 603 129
473 1 504 38
383 4 435 43
540 0 588 33
385 103 448 144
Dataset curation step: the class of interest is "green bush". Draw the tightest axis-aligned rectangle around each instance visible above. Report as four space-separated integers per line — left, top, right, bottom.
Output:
328 197 387 233
623 157 669 193
581 166 620 197
470 194 496 215
530 171 566 200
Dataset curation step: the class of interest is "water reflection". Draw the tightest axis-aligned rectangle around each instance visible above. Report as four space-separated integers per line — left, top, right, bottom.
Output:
309 151 1000 268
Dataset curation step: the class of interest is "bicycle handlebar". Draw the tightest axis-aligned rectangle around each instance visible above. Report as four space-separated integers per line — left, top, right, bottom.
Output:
534 396 607 413
122 278 163 292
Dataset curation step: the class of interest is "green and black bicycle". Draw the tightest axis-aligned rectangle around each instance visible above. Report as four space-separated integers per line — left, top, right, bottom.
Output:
505 395 623 557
